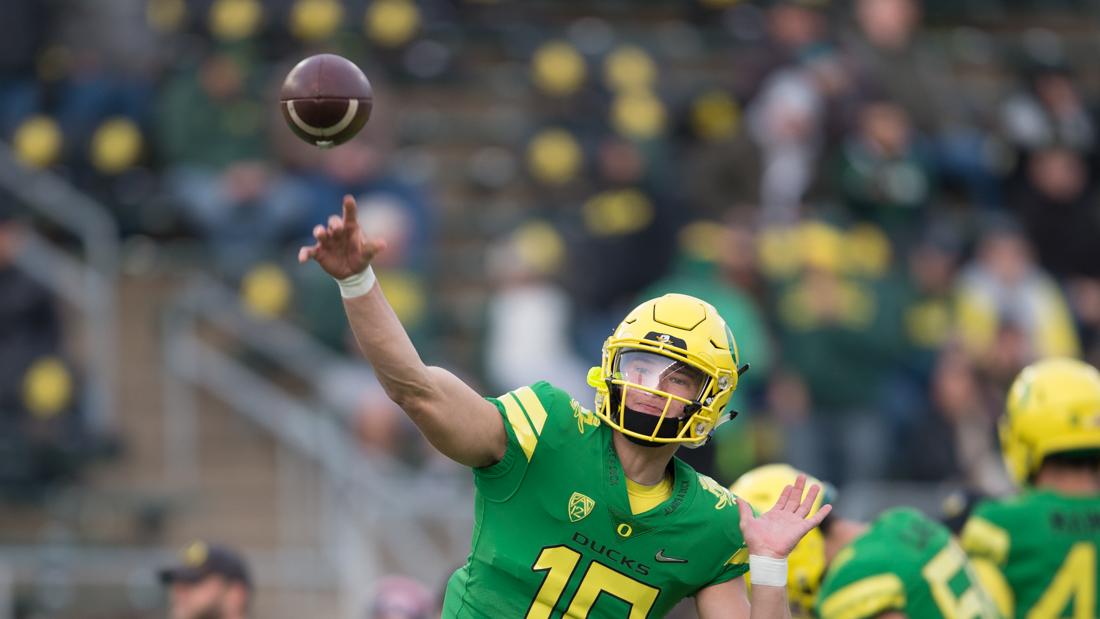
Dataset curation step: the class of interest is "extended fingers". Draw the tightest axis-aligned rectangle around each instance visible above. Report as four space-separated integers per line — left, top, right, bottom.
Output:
807 503 833 527
313 224 328 242
787 475 808 512
342 195 358 225
327 214 343 233
795 483 821 518
298 244 318 263
773 483 795 513
364 238 388 258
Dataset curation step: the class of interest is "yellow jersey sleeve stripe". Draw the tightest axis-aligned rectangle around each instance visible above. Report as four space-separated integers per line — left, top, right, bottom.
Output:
727 546 749 566
971 557 1014 619
819 574 906 619
512 386 549 436
960 516 1010 565
501 393 538 461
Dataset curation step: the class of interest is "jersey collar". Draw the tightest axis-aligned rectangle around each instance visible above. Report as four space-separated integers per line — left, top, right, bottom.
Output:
602 427 698 533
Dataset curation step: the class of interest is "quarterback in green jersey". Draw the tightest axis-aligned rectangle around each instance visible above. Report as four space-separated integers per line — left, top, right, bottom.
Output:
961 358 1100 619
300 195 831 618
734 464 1001 619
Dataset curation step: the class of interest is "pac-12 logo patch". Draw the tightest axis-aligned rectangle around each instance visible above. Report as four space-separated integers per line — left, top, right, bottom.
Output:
568 492 595 523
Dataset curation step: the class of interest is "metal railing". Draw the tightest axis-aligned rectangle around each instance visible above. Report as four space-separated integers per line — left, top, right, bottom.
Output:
0 146 118 433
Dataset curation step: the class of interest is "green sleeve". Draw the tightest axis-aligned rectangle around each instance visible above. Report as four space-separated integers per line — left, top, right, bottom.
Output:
817 548 906 619
473 382 562 501
700 490 755 590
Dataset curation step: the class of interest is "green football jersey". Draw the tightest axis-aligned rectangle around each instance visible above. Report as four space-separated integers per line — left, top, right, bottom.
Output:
817 508 1000 619
442 382 750 618
961 490 1100 619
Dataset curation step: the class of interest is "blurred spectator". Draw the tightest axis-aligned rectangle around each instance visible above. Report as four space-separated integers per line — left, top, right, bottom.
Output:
1008 146 1100 280
895 223 964 378
568 135 683 355
0 0 50 136
764 221 901 484
158 50 307 273
844 0 997 208
875 222 964 478
746 64 825 223
170 159 309 275
1000 63 1096 163
156 51 268 169
956 222 1080 366
836 98 933 245
735 0 833 100
319 362 444 471
917 349 1012 495
159 541 252 619
367 575 434 619
48 40 155 227
484 222 590 400
1007 146 1100 364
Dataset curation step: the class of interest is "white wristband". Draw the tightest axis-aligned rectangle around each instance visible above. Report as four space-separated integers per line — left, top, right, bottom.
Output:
749 554 787 587
336 266 377 299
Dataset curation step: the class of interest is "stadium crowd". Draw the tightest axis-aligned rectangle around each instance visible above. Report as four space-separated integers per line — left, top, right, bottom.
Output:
3 0 1100 613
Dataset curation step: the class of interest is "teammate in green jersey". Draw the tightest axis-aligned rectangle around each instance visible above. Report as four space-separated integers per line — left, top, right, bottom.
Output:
300 195 831 618
960 358 1100 619
733 464 1001 619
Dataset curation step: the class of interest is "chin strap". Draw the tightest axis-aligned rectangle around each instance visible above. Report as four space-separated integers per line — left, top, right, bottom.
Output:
616 404 686 447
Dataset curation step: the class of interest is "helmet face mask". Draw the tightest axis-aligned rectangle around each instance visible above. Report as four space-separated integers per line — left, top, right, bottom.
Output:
589 294 740 446
611 350 709 443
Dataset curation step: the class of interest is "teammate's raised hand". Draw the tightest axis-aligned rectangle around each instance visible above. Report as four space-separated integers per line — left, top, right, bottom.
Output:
737 474 832 559
298 195 387 280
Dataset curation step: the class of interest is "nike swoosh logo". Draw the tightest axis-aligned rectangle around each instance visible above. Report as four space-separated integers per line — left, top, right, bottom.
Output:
654 549 688 564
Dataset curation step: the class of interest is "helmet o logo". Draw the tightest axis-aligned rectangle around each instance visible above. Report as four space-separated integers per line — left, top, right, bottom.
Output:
616 523 633 537
658 334 671 344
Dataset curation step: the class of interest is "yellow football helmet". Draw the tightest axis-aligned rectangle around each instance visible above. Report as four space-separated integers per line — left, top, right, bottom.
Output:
587 293 745 446
731 464 830 618
1001 357 1100 486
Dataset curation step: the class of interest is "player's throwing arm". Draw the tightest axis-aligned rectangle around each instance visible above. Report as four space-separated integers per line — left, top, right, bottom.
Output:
298 195 506 468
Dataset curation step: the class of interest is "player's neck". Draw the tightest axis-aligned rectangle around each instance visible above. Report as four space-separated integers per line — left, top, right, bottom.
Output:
611 431 676 486
823 518 869 566
1035 467 1100 496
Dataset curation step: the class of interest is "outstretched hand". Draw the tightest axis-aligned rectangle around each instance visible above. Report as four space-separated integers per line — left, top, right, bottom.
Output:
298 195 388 279
737 474 833 559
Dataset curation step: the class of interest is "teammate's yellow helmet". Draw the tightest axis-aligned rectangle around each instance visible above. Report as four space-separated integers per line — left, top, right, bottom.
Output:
731 464 830 618
587 293 745 446
1001 357 1100 486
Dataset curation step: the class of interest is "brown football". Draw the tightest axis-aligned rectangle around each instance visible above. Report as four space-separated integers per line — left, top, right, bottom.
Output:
279 54 373 148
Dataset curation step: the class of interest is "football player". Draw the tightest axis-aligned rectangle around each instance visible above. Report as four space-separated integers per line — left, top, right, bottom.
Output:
961 358 1100 618
299 195 831 618
733 464 1001 619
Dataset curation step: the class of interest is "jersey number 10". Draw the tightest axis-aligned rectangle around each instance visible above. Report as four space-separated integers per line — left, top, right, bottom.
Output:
526 545 661 619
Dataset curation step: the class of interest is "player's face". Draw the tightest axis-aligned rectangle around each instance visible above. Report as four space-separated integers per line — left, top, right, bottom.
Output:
618 351 705 419
169 576 229 619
